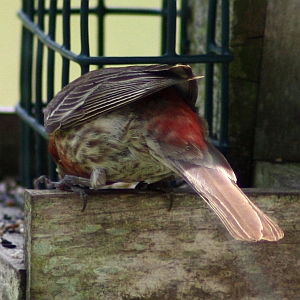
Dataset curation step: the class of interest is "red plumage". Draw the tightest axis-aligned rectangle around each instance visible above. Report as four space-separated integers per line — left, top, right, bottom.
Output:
43 64 284 242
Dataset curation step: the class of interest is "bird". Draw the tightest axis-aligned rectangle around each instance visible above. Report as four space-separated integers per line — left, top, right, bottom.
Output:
41 64 284 242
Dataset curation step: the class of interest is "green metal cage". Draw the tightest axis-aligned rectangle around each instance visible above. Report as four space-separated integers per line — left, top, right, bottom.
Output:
16 0 232 188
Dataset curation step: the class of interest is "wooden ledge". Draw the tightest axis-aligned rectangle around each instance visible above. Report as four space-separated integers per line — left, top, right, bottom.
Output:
0 201 25 300
22 189 300 299
0 232 25 300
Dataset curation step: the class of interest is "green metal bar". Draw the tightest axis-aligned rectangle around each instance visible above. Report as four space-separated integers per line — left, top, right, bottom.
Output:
164 0 177 56
180 0 189 55
62 0 71 87
16 104 48 140
18 10 232 65
38 6 163 16
19 0 34 188
219 62 229 150
35 0 46 180
161 0 168 55
35 0 45 124
19 1 34 112
47 0 57 104
96 0 105 68
102 7 162 15
204 63 214 133
204 0 217 133
47 0 58 180
219 0 230 150
80 0 90 74
221 0 230 55
206 0 217 51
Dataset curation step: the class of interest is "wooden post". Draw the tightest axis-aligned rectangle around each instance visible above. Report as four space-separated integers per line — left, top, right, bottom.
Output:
254 0 300 162
0 233 25 300
24 189 300 299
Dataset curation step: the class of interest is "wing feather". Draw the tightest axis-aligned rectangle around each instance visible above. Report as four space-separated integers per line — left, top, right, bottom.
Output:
44 64 201 134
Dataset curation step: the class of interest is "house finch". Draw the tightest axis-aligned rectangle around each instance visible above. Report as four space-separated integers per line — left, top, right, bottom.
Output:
42 64 283 242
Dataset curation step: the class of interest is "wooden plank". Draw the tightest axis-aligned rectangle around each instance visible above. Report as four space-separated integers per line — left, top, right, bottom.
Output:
0 205 26 300
254 161 300 189
0 233 25 300
227 0 267 186
254 0 300 161
24 189 300 299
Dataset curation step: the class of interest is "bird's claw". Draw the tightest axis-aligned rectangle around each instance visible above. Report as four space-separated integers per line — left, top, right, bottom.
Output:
135 180 174 211
35 175 90 212
69 185 88 212
35 175 58 189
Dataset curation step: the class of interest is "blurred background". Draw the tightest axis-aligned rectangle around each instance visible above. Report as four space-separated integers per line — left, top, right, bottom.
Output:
0 0 163 109
1 0 300 191
0 1 21 108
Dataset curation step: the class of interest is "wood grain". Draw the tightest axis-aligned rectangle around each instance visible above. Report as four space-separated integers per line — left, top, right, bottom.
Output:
24 189 300 299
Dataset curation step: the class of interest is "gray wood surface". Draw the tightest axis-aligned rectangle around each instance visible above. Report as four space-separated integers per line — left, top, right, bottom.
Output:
0 205 25 300
254 1 300 161
24 189 300 300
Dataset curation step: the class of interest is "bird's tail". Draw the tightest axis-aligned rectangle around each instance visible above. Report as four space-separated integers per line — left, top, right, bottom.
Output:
170 160 284 242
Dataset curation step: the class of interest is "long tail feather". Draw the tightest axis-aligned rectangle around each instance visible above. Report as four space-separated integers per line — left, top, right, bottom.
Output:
173 161 284 241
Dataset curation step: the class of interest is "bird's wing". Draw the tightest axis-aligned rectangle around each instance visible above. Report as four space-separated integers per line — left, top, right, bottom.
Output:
44 64 201 134
153 141 284 242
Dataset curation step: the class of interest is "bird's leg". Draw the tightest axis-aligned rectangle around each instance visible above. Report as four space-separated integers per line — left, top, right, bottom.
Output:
134 181 149 190
135 178 175 211
90 167 107 190
36 174 91 190
149 180 174 211
35 175 91 211
69 185 88 212
35 168 107 212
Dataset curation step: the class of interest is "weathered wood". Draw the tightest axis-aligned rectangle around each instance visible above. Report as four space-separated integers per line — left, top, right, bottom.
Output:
187 0 269 187
254 161 300 189
254 0 300 161
227 0 268 187
0 233 25 300
24 189 300 300
0 204 26 300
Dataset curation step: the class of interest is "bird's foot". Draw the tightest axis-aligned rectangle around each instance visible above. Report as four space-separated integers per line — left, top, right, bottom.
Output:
35 174 91 190
135 179 175 211
35 175 91 212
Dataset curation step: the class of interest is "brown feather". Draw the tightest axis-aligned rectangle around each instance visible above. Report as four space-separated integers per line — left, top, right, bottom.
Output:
44 64 201 134
151 140 284 241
